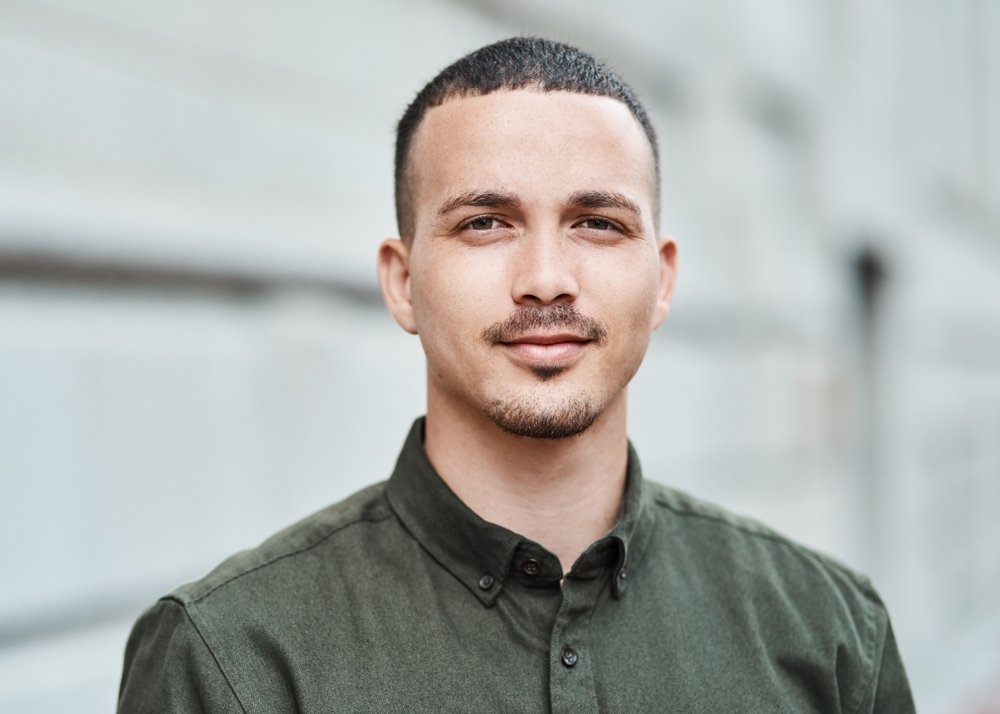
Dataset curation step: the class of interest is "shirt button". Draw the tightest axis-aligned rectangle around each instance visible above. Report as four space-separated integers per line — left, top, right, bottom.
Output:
561 646 578 668
478 574 495 590
521 558 542 577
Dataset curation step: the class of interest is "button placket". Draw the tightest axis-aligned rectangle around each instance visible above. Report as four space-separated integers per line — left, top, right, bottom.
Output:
547 576 602 714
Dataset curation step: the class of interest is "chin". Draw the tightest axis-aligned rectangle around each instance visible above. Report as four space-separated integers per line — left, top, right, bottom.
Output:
528 364 568 382
483 390 602 440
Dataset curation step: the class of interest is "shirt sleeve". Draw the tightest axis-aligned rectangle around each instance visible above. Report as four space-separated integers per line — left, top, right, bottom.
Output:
865 619 916 714
118 598 246 714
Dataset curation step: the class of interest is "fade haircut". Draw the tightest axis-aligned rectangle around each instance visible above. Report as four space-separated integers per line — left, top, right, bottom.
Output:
394 36 660 241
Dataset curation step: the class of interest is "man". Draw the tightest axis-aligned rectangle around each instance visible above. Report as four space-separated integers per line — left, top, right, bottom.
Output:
119 37 915 712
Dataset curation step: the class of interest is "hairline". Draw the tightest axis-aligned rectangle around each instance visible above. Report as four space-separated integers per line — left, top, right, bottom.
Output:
397 85 661 243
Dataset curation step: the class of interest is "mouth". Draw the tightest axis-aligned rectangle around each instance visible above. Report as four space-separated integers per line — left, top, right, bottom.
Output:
499 333 592 364
482 305 607 373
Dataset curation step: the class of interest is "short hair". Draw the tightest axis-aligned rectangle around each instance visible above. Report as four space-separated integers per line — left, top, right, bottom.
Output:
394 36 660 240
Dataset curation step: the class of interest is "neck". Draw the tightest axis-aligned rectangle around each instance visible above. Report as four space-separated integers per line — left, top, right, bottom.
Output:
424 390 629 574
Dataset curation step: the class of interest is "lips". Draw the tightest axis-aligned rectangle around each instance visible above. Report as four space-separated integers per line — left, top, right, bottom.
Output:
481 306 607 369
500 333 591 364
504 332 590 346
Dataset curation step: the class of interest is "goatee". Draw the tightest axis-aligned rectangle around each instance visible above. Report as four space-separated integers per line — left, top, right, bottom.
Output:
483 391 600 439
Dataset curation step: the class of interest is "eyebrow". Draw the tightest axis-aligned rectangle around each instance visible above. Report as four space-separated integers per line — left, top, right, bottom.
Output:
438 190 522 216
566 190 642 217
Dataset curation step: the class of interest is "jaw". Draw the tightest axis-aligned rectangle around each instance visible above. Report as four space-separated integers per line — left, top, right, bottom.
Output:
426 353 632 443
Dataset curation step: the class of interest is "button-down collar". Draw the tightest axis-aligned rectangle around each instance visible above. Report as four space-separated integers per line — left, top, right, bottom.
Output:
385 418 655 607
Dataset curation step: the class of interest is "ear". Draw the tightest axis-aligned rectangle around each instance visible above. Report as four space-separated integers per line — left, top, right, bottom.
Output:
652 235 678 330
378 238 418 334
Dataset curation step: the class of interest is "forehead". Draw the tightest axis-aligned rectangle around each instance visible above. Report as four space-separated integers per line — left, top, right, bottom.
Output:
406 90 657 219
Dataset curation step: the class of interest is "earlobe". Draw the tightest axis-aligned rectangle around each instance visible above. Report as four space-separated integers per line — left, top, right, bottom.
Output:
377 239 418 334
652 236 678 329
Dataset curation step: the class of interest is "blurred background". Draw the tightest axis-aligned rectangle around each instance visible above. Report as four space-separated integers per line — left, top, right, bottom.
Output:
1 0 998 711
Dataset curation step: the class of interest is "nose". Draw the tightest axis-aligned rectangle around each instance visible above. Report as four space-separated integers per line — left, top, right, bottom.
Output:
510 233 579 306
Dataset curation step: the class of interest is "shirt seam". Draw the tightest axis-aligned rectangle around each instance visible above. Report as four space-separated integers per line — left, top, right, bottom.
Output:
847 590 880 714
165 596 249 713
654 492 885 713
190 511 396 604
651 494 869 586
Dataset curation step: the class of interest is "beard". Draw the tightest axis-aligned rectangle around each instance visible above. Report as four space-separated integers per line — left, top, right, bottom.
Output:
483 389 601 439
477 305 612 439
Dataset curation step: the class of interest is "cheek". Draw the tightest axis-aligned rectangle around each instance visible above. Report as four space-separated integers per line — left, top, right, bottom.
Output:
632 257 663 322
615 277 659 368
409 256 503 346
590 259 659 326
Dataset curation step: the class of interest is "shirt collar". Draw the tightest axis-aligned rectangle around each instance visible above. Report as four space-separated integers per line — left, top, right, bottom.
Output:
385 417 655 607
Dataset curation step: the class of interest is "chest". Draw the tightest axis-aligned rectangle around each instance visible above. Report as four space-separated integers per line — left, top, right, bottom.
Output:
211 572 846 713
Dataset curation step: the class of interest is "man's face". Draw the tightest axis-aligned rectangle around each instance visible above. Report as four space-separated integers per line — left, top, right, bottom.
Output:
380 89 676 439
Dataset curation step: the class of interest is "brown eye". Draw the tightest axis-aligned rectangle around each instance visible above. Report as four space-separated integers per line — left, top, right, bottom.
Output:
583 218 613 230
467 217 497 230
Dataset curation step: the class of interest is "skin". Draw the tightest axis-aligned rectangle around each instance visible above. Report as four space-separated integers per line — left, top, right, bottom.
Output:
379 89 677 573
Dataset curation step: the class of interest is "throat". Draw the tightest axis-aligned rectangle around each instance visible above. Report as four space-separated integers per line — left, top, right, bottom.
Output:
424 407 629 573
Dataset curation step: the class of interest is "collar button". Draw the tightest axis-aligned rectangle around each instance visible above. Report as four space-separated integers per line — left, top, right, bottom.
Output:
478 574 495 590
521 558 543 577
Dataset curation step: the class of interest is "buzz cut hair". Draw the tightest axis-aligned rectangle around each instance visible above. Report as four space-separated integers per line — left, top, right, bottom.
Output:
394 36 660 241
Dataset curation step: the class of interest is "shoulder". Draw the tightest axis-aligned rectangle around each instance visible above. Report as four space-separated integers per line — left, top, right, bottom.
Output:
120 482 406 710
642 483 901 710
646 481 879 599
171 481 395 606
634 481 914 711
643 481 888 653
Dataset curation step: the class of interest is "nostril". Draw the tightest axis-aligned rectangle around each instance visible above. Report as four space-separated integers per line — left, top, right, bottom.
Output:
515 292 575 307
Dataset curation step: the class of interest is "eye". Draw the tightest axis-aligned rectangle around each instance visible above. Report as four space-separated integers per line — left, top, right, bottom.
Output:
576 216 622 232
462 216 502 231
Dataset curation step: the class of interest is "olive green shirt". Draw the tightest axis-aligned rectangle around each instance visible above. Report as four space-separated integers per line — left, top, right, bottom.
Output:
119 419 915 712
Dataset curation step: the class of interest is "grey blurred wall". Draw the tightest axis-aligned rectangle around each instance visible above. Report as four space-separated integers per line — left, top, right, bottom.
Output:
1 1 998 711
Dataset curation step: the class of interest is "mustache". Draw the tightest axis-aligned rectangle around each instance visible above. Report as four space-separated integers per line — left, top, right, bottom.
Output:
481 304 608 344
